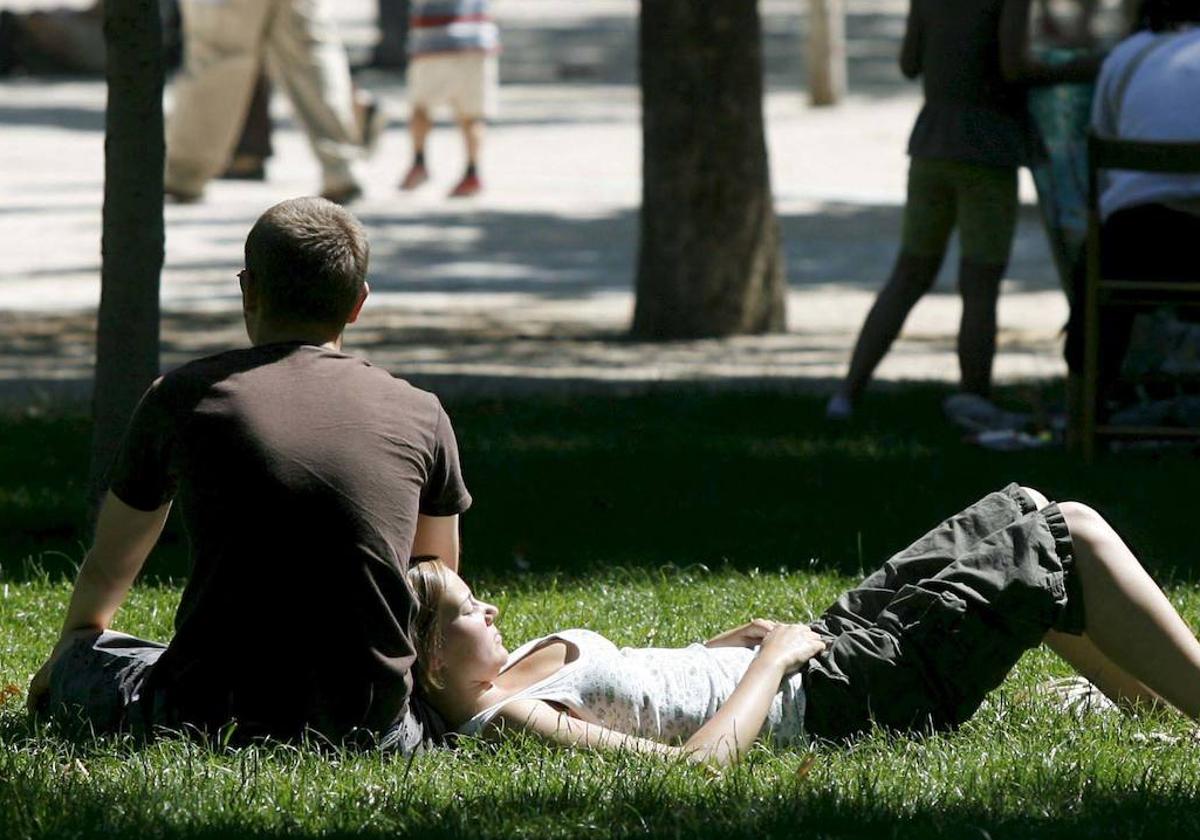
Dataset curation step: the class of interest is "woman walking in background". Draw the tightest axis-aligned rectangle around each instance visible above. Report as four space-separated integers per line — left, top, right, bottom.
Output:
827 0 1100 426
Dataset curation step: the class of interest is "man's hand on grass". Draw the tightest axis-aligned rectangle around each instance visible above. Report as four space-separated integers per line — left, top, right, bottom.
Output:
27 647 61 714
704 618 779 649
26 628 96 714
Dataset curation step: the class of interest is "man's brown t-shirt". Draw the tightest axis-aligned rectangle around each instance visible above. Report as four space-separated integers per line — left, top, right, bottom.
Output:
109 342 471 740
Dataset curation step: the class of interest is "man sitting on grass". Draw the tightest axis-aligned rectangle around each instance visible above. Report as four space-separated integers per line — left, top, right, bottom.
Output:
27 197 471 753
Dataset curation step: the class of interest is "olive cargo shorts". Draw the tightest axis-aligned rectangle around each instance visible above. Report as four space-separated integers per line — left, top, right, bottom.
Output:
804 484 1083 740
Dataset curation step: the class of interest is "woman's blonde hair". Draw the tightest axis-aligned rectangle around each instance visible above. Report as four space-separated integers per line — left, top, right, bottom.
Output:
407 557 451 690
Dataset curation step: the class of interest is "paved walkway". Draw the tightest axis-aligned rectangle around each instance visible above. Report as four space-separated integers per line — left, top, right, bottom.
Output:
0 0 1070 404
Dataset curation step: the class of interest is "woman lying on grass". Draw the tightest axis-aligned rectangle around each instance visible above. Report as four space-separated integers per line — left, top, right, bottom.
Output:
408 485 1200 767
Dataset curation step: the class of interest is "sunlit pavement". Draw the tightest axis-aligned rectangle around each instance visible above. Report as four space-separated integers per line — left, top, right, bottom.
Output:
0 0 1068 405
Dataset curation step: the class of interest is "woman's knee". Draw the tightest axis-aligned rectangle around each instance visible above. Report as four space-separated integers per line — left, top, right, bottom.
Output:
1020 486 1051 511
1058 502 1112 557
1058 501 1101 530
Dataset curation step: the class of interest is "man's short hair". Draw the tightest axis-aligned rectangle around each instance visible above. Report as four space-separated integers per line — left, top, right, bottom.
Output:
244 197 370 326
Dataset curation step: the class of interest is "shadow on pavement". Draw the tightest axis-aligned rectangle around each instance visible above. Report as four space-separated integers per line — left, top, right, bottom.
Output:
0 199 1065 411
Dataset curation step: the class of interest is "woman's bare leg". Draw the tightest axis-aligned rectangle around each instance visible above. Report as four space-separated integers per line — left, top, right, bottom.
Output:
1044 629 1162 709
1019 487 1164 709
1059 501 1200 718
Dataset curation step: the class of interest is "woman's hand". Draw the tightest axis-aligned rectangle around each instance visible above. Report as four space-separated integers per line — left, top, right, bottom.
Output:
757 623 826 675
704 618 778 649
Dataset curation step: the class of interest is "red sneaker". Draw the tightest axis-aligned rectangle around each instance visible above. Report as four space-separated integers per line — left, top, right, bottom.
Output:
399 163 429 191
448 172 482 198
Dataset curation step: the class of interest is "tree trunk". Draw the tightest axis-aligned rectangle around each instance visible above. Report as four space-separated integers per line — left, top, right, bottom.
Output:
807 0 847 107
632 0 786 340
87 1 164 511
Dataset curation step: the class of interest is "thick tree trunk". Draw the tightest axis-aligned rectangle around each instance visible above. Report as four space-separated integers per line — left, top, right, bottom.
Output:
87 1 164 511
807 0 847 107
632 0 786 340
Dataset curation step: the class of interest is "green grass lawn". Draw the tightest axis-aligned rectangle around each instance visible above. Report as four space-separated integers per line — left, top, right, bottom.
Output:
3 383 1199 839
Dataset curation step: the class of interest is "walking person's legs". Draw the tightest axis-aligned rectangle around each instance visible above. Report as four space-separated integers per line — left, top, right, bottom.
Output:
222 71 273 180
448 116 483 197
400 105 433 189
447 52 494 197
954 164 1018 398
265 0 364 203
166 0 272 201
828 158 955 418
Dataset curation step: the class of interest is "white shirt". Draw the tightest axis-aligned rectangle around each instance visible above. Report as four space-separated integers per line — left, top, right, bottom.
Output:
1091 27 1200 220
458 629 808 747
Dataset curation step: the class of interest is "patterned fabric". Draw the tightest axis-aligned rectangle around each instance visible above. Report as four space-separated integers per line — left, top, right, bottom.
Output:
408 0 499 57
457 629 807 747
1028 49 1095 289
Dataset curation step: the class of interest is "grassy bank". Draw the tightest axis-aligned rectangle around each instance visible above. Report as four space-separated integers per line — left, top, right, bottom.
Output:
2 384 1198 838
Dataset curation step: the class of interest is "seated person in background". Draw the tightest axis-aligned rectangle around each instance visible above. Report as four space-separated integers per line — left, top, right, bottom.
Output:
1064 0 1200 393
28 197 471 754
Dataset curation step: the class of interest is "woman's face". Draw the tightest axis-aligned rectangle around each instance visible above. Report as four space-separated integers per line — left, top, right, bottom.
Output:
437 571 507 684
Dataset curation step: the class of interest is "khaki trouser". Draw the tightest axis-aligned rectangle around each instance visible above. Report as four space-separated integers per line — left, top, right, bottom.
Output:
165 0 362 196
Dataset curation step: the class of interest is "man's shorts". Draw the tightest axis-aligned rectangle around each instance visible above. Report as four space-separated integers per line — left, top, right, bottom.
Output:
43 631 432 753
803 484 1083 741
407 51 498 120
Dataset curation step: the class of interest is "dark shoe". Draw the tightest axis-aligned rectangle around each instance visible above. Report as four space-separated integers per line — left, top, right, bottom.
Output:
399 162 429 191
448 171 481 198
355 92 386 156
321 183 363 205
218 154 266 181
164 183 203 204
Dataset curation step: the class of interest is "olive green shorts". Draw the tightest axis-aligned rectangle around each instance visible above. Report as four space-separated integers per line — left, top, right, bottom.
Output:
804 484 1083 740
901 157 1019 266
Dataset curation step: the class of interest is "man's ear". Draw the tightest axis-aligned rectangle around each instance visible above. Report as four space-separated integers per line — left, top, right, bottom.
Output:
241 270 260 313
345 282 369 325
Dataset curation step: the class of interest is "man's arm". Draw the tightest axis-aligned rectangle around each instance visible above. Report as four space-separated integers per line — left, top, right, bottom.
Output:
411 513 460 572
27 491 171 712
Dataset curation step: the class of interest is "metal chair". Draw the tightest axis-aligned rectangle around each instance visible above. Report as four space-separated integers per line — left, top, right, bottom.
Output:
1077 132 1200 461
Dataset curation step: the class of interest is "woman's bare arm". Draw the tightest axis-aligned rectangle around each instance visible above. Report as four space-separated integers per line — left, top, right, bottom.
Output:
491 624 825 768
491 698 683 759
